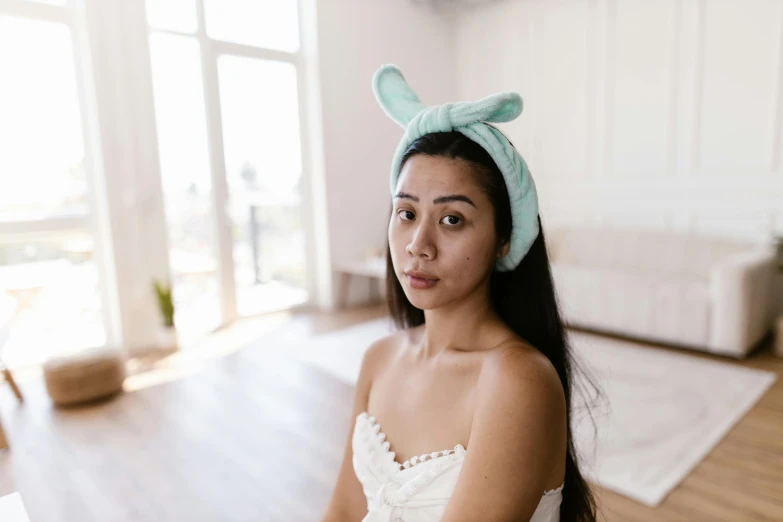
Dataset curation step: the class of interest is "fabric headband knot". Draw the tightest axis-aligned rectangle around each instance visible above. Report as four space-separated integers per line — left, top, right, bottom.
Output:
372 63 540 272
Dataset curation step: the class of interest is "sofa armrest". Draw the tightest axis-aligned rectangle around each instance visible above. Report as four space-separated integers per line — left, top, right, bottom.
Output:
709 249 776 357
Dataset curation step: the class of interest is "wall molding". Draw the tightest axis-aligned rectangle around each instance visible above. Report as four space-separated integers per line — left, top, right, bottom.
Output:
457 0 783 243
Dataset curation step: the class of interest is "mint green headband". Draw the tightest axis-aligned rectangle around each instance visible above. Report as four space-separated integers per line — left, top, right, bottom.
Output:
372 64 539 272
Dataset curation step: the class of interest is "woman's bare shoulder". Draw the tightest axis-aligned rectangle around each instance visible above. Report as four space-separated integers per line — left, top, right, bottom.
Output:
478 339 566 431
483 337 560 382
361 326 415 374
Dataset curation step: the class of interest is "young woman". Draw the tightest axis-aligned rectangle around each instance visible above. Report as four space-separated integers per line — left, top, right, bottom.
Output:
320 65 601 522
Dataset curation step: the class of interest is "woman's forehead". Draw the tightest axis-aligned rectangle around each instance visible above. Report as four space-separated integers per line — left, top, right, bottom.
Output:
398 155 482 193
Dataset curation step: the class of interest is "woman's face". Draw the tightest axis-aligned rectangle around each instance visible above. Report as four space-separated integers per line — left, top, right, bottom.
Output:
388 154 507 310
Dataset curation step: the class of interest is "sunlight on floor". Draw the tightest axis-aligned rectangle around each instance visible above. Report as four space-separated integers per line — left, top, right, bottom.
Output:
120 309 296 392
1 309 296 393
123 363 207 392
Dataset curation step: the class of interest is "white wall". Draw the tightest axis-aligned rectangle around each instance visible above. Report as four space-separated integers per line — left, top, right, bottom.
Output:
455 0 783 315
455 0 783 240
313 0 456 308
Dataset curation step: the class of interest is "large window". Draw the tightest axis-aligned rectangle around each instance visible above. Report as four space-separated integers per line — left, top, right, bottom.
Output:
148 31 221 340
217 55 307 317
0 10 105 368
146 0 308 343
203 0 299 52
0 0 310 366
0 15 87 221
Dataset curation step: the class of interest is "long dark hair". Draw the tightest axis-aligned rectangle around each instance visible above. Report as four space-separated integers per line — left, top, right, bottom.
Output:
384 131 603 522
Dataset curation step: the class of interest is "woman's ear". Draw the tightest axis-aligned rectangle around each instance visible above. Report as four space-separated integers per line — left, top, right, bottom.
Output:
497 240 511 259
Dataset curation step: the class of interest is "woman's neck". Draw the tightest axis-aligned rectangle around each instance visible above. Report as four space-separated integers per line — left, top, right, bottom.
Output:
419 290 503 361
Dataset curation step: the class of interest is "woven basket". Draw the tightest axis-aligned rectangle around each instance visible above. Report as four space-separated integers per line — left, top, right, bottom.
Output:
43 349 126 407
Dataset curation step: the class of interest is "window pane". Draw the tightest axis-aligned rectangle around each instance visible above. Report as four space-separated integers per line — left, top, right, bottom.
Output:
0 232 105 369
0 16 87 221
204 0 299 52
23 0 67 5
149 33 221 340
217 56 307 316
146 0 197 34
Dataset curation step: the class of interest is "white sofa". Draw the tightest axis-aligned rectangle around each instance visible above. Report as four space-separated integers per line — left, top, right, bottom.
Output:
548 226 778 359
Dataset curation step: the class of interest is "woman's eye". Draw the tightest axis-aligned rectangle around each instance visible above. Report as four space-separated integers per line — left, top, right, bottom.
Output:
396 210 461 226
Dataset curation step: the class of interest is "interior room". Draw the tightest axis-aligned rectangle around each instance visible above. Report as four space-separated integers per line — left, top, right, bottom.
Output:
1 0 782 520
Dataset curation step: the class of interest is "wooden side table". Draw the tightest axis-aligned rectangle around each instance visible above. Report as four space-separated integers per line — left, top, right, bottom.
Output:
775 314 783 357
335 257 387 309
0 361 23 451
1 363 23 404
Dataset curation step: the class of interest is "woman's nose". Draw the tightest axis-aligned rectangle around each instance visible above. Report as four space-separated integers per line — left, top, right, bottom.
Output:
406 222 435 259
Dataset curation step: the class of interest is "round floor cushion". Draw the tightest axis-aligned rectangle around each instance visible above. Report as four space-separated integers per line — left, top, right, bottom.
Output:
43 349 126 406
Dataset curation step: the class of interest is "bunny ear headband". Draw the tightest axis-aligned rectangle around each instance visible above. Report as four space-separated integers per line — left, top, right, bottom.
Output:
372 63 540 272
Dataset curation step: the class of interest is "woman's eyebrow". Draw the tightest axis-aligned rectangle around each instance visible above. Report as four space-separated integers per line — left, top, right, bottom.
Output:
394 192 477 208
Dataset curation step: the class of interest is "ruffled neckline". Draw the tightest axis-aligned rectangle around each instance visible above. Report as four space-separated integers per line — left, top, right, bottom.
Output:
356 411 565 497
358 411 466 473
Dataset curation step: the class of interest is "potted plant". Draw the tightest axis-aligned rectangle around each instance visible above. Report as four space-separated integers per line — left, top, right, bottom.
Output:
153 279 178 351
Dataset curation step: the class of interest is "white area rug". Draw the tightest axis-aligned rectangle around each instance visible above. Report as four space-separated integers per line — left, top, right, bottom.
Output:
285 318 777 507
0 493 31 522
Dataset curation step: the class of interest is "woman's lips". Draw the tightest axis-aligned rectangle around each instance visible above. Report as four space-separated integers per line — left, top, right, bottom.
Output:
406 274 439 289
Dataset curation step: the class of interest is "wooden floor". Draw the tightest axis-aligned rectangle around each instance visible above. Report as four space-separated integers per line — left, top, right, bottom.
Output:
0 303 781 521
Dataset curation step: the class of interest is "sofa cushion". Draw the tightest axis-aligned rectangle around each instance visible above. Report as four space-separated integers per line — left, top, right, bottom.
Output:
547 227 755 280
552 263 711 349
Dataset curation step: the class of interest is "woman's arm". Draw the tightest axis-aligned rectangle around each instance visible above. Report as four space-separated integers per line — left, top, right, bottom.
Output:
319 337 389 522
439 345 567 522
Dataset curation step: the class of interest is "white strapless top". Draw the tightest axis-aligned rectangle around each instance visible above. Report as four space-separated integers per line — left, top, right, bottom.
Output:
352 411 563 522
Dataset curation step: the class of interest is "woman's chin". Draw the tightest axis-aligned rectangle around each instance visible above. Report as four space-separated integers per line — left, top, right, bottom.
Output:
403 292 441 310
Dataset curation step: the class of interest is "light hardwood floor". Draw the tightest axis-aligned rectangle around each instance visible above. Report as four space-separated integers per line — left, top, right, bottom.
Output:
0 303 781 521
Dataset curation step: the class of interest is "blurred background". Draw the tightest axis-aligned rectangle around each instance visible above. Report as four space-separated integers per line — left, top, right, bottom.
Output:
1 0 782 368
1 0 783 521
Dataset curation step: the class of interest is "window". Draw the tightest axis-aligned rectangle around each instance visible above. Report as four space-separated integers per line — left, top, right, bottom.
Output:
204 0 299 52
0 16 87 221
149 32 221 339
0 11 105 368
0 0 312 367
146 0 308 341
217 56 307 316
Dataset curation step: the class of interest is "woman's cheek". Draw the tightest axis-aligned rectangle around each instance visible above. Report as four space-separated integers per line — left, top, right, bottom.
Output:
389 234 406 268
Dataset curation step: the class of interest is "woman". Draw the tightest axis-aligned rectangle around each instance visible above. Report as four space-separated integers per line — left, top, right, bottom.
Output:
321 65 601 522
